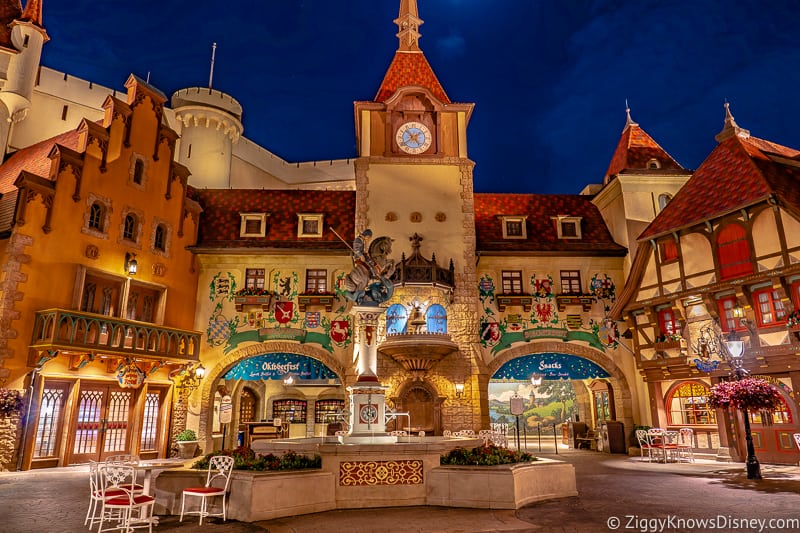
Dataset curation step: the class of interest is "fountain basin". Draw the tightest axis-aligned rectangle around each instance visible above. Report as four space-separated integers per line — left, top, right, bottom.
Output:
154 437 577 520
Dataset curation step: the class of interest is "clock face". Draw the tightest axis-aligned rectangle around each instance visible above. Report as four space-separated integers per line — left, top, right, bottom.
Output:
396 121 432 154
359 403 378 424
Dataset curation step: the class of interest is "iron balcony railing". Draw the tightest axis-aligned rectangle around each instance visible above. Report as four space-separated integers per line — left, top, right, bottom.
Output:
30 308 201 361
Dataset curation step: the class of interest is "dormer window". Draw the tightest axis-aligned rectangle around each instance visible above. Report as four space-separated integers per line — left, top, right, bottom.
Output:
298 213 323 238
240 213 267 238
553 216 582 239
648 158 661 170
500 216 527 239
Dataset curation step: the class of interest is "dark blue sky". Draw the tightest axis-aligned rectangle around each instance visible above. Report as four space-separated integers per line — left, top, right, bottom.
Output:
41 1 800 194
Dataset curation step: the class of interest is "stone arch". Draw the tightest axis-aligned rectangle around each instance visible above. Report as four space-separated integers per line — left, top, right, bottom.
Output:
196 341 347 444
389 378 445 435
487 341 634 436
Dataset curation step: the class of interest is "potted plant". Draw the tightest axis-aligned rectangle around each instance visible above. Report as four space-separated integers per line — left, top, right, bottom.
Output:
176 429 199 459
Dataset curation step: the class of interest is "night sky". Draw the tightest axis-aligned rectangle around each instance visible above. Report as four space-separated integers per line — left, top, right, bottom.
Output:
41 1 800 194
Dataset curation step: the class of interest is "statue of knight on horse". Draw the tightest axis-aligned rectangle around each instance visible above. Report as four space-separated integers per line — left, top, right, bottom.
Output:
337 228 395 305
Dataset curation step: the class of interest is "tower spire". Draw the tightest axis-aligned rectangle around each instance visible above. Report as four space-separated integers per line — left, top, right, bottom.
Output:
395 0 423 52
715 101 750 142
20 0 43 28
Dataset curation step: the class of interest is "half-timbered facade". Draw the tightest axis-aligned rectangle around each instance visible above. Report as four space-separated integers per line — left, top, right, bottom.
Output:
612 106 800 464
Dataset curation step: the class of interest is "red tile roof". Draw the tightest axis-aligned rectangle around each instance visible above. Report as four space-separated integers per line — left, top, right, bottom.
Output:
374 51 450 104
638 134 800 240
474 193 626 254
20 0 42 28
193 189 356 250
0 128 79 193
605 123 685 180
0 0 21 49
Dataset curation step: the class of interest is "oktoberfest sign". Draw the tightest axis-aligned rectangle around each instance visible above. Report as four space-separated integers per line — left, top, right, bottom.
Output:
223 352 340 382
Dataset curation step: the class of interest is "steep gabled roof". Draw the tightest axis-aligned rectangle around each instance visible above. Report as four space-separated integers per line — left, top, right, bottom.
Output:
375 52 450 104
193 189 355 251
638 127 800 241
19 0 42 28
474 193 626 255
374 0 450 104
604 109 685 182
0 129 79 193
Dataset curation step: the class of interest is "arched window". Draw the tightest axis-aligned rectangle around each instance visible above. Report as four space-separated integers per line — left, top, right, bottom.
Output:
133 159 144 185
123 214 137 241
426 304 447 333
154 224 166 251
717 223 753 280
89 202 104 231
386 304 408 334
657 193 672 210
666 382 717 426
749 393 792 425
648 159 661 170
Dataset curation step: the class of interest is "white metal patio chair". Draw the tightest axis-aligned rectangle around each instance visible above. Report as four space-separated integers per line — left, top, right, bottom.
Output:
635 429 655 461
96 463 155 533
85 460 127 530
180 455 235 525
677 428 695 462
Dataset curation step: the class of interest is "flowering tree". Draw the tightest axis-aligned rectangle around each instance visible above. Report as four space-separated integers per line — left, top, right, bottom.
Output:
707 378 782 412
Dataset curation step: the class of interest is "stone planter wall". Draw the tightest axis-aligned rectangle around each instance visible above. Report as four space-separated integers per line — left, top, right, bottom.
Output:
154 468 335 521
0 413 21 471
426 458 578 509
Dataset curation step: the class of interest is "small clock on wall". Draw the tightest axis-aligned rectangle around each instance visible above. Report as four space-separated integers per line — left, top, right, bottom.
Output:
395 121 432 154
359 403 379 424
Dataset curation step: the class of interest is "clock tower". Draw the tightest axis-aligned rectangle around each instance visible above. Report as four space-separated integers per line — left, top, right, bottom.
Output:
353 0 476 285
353 1 487 431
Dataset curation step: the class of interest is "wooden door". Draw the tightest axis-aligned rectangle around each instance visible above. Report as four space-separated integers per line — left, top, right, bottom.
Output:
746 389 800 465
70 383 135 464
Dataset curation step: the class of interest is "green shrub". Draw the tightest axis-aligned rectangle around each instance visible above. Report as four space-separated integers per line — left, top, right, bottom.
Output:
176 429 197 441
440 444 536 466
192 446 321 471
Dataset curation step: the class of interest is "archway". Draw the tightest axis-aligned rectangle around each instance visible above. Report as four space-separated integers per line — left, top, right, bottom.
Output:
487 341 634 446
389 379 445 435
197 341 347 447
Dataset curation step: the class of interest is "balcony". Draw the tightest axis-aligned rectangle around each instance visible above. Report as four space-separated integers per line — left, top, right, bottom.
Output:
29 308 201 364
378 332 459 375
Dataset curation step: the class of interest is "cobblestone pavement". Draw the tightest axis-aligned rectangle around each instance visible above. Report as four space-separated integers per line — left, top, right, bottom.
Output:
1 450 799 533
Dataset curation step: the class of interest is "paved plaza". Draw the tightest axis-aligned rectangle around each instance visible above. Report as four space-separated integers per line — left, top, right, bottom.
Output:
1 449 799 532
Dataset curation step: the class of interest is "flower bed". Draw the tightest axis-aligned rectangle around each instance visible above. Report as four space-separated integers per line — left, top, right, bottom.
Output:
192 446 321 471
440 444 536 466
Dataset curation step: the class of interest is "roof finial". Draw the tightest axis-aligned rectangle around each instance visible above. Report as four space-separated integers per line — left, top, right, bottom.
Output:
715 101 750 142
395 0 423 52
623 99 637 130
209 42 217 89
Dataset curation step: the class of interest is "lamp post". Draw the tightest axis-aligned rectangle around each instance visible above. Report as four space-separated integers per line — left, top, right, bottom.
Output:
722 333 762 480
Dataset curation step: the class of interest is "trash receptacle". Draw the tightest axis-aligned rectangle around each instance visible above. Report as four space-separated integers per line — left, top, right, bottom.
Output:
598 420 626 453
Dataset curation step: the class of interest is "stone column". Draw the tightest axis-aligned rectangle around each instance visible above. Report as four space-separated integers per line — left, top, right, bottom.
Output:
348 306 388 435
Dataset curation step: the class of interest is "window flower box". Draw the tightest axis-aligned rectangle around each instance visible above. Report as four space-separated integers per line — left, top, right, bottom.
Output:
234 292 275 312
298 293 336 312
555 294 595 312
496 294 533 312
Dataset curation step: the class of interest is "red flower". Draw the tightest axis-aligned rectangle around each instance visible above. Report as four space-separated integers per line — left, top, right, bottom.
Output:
708 378 782 411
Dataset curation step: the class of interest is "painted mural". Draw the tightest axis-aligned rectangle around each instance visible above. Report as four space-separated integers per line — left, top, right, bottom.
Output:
205 270 354 355
478 272 619 354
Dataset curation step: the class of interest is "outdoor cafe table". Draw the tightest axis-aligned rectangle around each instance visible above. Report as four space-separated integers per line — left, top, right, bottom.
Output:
134 460 184 496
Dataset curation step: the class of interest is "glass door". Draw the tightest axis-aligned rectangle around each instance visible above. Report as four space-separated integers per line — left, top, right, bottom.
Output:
70 383 134 464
